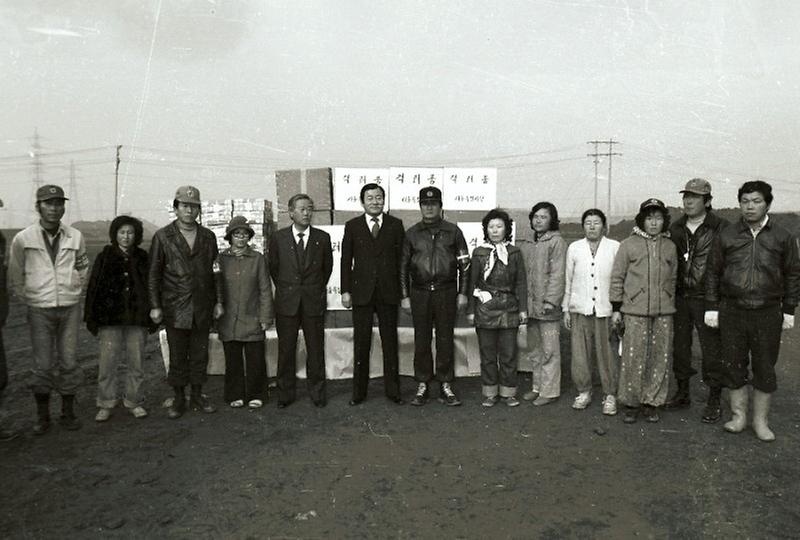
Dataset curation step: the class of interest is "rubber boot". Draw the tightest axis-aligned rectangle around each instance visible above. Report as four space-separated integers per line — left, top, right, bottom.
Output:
665 378 691 410
59 394 82 430
723 387 748 433
701 386 722 424
32 393 51 435
190 385 216 413
751 389 775 442
167 386 186 419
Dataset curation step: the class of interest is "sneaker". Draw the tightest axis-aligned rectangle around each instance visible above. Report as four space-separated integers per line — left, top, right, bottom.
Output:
248 399 263 409
522 389 540 402
230 400 245 408
95 408 112 422
482 395 498 407
131 406 148 419
438 383 462 406
602 395 618 416
504 396 520 407
572 392 592 410
533 396 555 407
411 383 428 406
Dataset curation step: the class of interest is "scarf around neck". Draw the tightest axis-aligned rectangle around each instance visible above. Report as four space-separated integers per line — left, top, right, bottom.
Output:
480 241 509 279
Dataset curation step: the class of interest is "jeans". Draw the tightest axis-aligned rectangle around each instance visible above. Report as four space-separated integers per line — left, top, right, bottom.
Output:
476 327 518 397
96 326 146 408
27 304 83 394
527 319 561 398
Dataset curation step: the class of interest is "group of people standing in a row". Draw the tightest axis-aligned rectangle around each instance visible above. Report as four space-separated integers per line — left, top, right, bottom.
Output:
0 178 796 443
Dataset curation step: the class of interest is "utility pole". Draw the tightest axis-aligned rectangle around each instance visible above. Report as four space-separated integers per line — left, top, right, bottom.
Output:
68 160 81 223
114 144 122 216
587 139 622 219
31 128 43 190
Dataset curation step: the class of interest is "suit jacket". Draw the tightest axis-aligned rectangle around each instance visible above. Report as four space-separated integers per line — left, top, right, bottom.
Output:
340 213 405 306
268 226 333 317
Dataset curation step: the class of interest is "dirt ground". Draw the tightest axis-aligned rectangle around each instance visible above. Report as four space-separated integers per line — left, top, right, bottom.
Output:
1 297 799 540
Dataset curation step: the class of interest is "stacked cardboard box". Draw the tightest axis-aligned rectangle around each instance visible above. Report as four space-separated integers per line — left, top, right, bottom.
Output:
201 199 234 252
275 168 333 228
232 198 274 254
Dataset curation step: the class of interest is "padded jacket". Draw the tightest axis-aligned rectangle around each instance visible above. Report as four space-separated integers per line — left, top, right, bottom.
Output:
400 219 470 297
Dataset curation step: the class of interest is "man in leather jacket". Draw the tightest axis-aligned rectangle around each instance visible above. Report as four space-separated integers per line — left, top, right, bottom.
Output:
400 187 470 406
704 180 800 442
149 185 223 419
665 178 728 423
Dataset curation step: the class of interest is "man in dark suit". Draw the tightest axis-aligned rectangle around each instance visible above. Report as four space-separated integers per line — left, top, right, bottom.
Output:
341 183 405 405
269 193 333 408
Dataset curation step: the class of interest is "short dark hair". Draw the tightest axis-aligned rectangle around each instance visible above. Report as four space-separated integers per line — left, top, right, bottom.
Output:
528 202 560 231
738 180 773 205
481 208 514 243
288 193 313 211
581 208 607 227
359 183 385 203
172 199 200 210
635 207 671 233
109 215 144 247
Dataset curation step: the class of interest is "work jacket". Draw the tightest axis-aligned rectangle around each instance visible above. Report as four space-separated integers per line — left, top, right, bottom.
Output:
400 219 470 297
467 244 527 329
519 230 566 321
669 211 728 299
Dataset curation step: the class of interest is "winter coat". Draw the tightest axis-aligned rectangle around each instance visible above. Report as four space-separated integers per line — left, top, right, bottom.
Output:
400 219 470 296
147 221 221 330
669 211 728 298
610 228 677 317
705 217 800 313
467 244 527 328
84 245 156 335
519 230 566 321
216 247 274 342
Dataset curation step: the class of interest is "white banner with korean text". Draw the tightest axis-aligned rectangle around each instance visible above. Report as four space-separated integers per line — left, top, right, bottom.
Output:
443 168 497 210
332 168 390 211
388 167 444 210
317 224 346 310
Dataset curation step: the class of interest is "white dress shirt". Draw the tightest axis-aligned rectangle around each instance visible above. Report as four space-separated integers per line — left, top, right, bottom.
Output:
365 213 383 230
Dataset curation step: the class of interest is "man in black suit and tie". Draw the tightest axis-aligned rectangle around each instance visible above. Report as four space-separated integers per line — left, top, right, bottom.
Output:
341 183 405 405
268 194 333 408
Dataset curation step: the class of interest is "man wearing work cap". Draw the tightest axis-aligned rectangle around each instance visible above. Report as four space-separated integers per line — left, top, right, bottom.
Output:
8 184 89 434
400 186 470 406
665 178 728 423
149 185 223 418
705 180 800 442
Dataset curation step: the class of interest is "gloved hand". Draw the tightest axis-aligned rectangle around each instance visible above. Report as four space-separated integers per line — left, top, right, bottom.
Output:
783 313 795 330
704 311 719 328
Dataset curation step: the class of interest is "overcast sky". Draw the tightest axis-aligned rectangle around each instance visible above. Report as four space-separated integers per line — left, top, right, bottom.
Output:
2 0 799 228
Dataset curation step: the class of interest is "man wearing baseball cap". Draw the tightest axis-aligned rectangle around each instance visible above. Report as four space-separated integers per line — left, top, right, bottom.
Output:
400 186 470 406
8 184 89 434
148 185 223 418
665 178 728 423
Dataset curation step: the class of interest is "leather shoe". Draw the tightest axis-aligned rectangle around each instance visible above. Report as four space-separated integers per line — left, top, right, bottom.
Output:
277 401 290 409
349 399 363 406
313 400 326 408
389 397 405 405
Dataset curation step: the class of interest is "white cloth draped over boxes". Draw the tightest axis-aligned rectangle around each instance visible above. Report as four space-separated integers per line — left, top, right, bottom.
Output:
159 327 535 378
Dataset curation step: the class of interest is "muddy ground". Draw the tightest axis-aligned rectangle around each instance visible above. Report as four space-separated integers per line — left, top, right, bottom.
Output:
1 296 799 540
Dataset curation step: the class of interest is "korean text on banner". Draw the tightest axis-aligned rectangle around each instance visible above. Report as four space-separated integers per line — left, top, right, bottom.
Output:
443 168 497 210
388 167 444 210
317 224 346 310
333 168 391 211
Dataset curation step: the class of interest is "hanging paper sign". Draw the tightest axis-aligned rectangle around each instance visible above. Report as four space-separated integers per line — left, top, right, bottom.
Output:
332 168 390 211
317 224 346 310
388 167 444 210
443 168 497 210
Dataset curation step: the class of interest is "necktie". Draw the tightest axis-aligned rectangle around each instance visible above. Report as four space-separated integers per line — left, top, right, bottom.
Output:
370 217 380 239
297 232 305 265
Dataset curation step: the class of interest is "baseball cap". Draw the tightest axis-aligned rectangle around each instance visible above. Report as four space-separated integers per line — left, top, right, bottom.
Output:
639 198 666 212
419 187 442 203
36 184 68 202
680 178 712 196
174 185 201 205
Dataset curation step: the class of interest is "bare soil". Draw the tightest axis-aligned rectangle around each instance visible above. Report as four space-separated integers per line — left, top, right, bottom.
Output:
1 297 799 539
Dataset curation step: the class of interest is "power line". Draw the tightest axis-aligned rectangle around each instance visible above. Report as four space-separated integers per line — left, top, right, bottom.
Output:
587 139 622 217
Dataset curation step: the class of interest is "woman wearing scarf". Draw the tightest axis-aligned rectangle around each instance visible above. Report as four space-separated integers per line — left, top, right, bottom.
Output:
85 216 156 422
610 199 678 424
467 209 527 407
217 216 274 409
